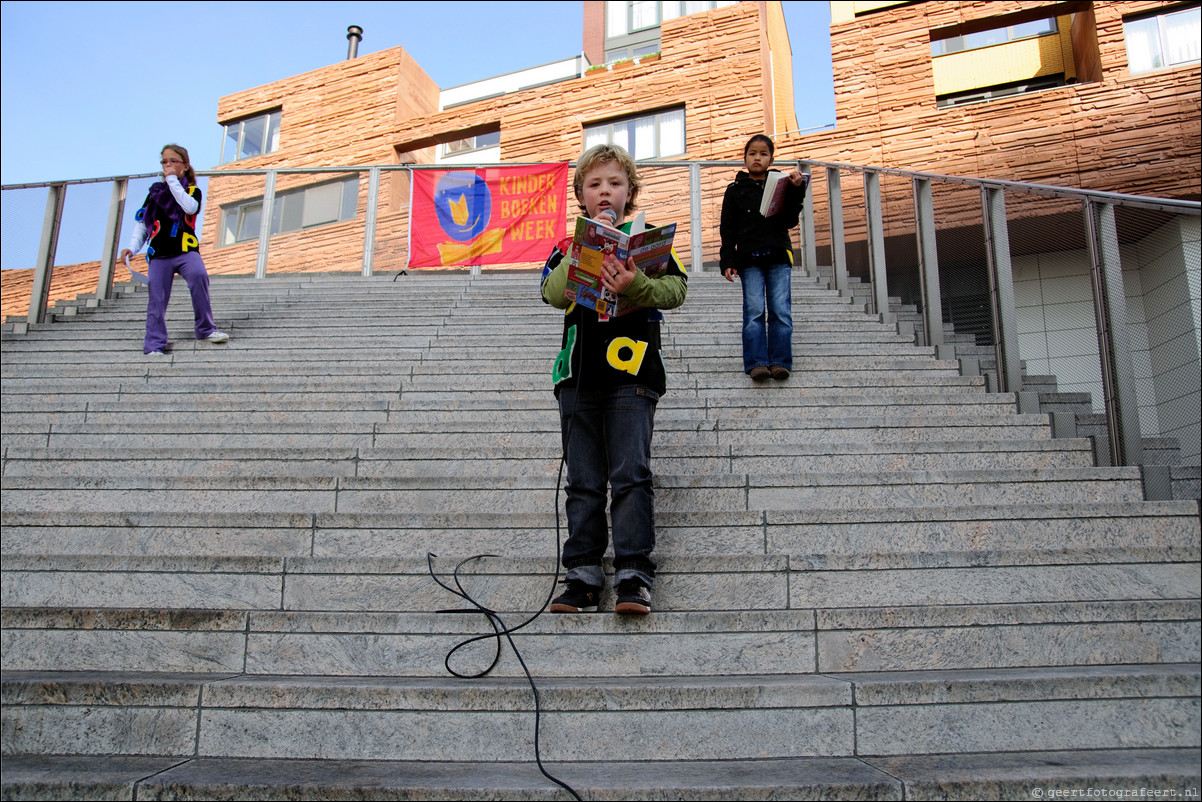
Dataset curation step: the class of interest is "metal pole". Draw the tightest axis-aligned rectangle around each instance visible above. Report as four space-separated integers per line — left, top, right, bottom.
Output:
913 177 944 348
800 163 816 274
689 162 702 272
864 169 890 321
28 183 65 324
826 166 848 295
980 186 1022 394
1084 199 1143 468
255 170 277 280
97 178 128 300
363 167 380 277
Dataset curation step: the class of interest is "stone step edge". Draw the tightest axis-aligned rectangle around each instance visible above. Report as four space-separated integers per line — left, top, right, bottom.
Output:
4 664 1197 710
1 750 1198 801
3 600 1197 634
3 549 1198 575
3 500 1193 527
0 465 1143 492
0 439 1092 462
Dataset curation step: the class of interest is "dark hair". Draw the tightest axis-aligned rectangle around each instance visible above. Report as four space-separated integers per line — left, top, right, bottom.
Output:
743 134 775 157
161 144 197 185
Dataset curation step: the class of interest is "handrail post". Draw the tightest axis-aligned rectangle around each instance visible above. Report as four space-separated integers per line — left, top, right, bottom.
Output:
97 178 128 300
913 177 944 349
800 163 816 275
864 169 891 322
28 183 65 324
980 185 1022 394
362 167 380 277
255 170 277 280
689 162 703 272
826 166 848 295
1084 198 1143 468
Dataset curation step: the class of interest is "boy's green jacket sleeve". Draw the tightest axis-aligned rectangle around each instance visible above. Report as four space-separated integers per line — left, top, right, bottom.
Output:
541 256 573 309
622 266 687 310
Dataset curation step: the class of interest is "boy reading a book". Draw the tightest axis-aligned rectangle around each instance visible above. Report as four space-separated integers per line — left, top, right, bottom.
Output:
720 134 808 381
539 144 687 615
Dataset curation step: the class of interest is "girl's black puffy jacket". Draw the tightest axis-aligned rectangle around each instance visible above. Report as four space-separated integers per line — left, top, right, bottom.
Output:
718 170 807 275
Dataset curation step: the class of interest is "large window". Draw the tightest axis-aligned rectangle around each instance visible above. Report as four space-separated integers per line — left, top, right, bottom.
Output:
931 17 1058 56
220 175 358 246
584 108 685 160
1124 5 1200 74
219 110 282 165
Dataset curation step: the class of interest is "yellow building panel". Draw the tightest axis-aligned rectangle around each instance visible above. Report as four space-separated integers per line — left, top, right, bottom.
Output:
933 33 1067 95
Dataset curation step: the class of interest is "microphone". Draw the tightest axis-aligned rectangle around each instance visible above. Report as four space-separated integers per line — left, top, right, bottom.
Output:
595 208 617 227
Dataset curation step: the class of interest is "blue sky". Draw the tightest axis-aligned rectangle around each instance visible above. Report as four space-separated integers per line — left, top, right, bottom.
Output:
0 1 834 270
0 1 835 185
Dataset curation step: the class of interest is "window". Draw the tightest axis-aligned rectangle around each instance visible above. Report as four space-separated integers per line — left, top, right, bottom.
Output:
1124 5 1200 74
219 110 282 165
584 108 685 160
220 176 358 246
931 17 1058 56
603 0 734 61
441 130 501 158
937 75 1066 108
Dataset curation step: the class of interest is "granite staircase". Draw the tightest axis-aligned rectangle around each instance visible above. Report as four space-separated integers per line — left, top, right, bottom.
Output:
2 269 1199 800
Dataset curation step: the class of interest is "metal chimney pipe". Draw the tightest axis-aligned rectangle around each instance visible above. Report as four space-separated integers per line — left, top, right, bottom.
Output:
347 26 363 59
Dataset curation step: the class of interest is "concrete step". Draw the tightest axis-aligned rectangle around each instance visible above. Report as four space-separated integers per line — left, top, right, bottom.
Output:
0 467 1145 514
0 399 1043 428
2 749 1198 801
2 414 1058 451
5 501 1195 561
2 552 1195 614
2 601 1196 676
3 498 1196 561
0 388 1025 417
0 440 1097 479
2 666 1197 763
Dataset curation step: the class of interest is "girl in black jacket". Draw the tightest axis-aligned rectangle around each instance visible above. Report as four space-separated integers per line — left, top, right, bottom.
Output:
719 134 807 380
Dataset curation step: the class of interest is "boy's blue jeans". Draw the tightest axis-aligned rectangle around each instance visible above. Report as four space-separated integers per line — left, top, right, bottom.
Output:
739 262 793 372
557 384 658 590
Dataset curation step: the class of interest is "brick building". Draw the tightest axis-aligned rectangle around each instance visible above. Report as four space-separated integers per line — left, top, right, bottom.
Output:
202 0 1197 275
202 0 794 276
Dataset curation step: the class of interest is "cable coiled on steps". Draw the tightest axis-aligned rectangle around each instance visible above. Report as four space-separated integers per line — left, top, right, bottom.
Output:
427 329 586 800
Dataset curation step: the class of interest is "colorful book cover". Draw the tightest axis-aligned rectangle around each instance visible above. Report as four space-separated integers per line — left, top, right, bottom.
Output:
564 215 677 317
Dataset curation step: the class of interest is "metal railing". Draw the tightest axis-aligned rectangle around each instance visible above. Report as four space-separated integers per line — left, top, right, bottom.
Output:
5 160 1199 489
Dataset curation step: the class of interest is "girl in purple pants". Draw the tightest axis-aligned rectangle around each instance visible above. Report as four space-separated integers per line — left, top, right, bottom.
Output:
119 144 228 355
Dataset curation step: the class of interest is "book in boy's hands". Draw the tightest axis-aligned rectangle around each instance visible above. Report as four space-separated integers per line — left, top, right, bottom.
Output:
759 170 791 217
564 212 677 317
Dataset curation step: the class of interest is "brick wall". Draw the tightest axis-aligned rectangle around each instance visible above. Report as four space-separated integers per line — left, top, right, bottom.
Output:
202 45 440 278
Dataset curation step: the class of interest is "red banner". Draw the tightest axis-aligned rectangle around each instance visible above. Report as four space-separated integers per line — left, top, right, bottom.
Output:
407 163 569 269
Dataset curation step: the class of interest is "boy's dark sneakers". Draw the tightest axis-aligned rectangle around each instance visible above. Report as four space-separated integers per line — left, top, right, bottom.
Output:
749 366 771 381
614 578 652 615
550 579 601 613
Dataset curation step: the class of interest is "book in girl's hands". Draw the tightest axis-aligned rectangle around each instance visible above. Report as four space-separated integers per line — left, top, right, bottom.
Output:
759 170 791 217
564 212 677 317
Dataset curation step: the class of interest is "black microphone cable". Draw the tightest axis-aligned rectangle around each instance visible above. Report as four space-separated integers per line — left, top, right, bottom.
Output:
427 268 592 801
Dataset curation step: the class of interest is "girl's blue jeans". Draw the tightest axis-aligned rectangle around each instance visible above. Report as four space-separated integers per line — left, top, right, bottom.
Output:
557 384 658 590
738 262 793 372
